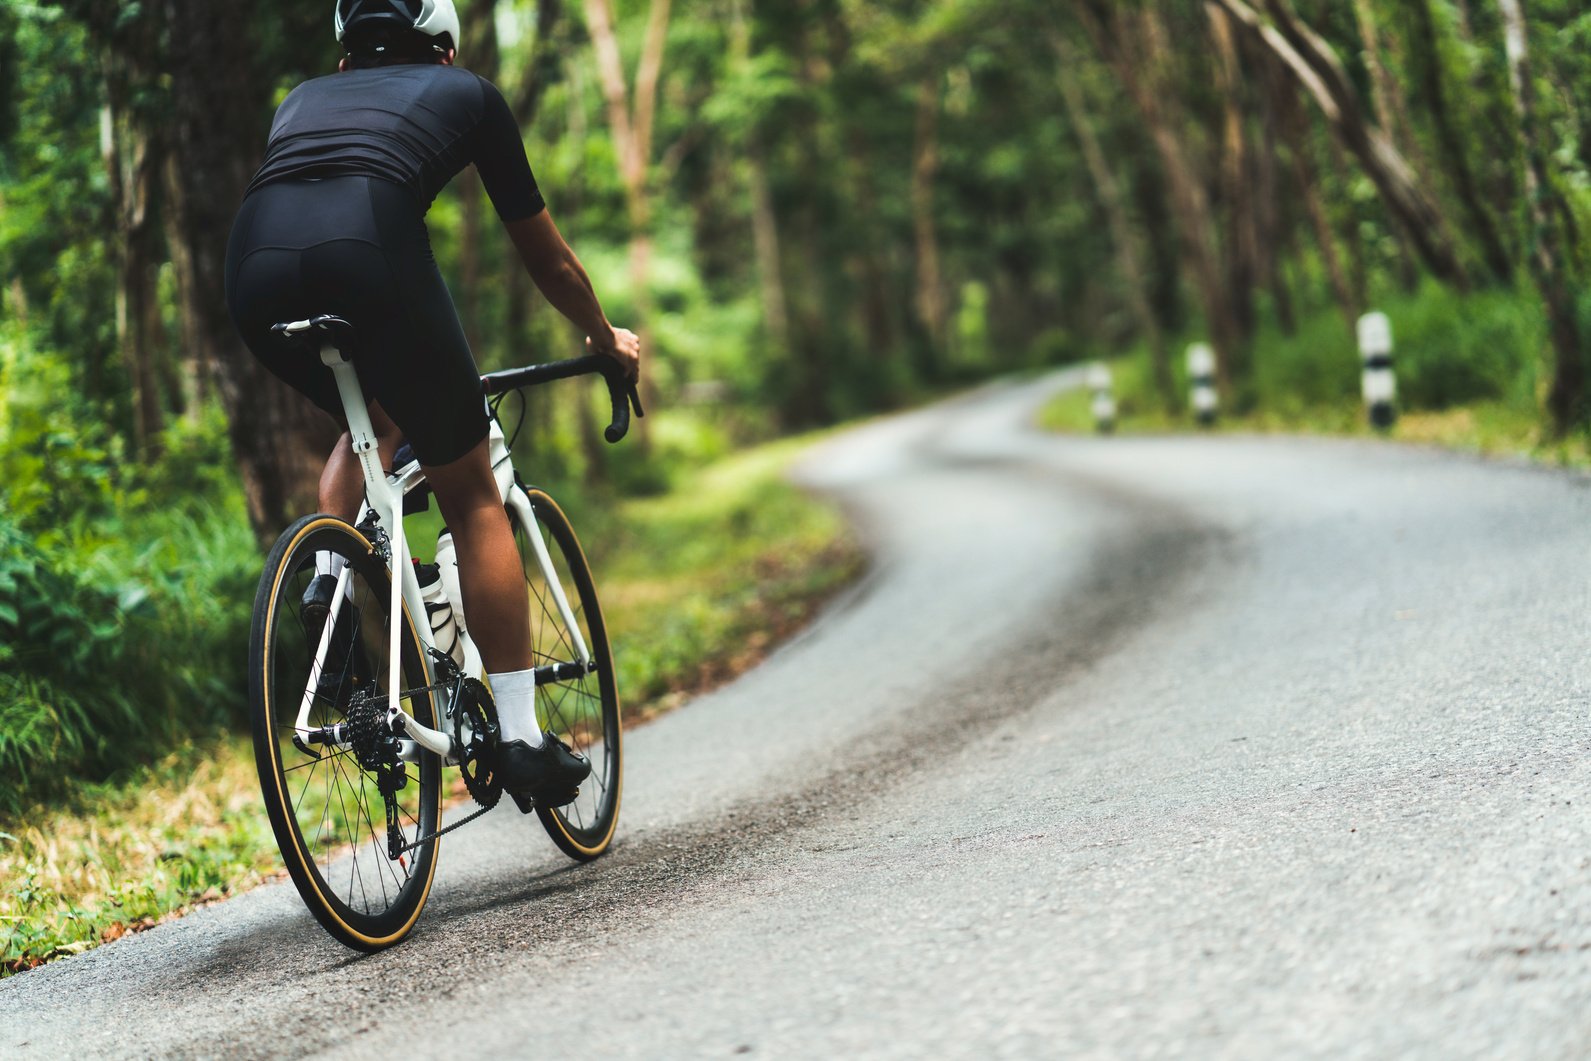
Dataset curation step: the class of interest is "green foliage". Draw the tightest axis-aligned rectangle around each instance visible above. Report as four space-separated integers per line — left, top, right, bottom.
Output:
0 350 135 538
0 513 151 809
0 346 254 815
1388 282 1545 409
1042 282 1559 448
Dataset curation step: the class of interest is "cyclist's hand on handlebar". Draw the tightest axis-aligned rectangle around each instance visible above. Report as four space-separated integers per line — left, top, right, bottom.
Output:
588 326 641 383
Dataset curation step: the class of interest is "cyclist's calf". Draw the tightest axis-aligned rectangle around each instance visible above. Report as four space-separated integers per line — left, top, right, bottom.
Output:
423 437 534 675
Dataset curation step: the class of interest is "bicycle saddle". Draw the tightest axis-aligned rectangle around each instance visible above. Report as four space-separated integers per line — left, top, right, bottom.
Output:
270 314 357 357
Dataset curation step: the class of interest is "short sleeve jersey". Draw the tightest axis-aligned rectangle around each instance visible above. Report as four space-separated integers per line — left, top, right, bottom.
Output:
246 64 545 221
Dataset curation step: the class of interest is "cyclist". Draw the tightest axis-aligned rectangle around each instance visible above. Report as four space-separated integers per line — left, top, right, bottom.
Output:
225 0 640 806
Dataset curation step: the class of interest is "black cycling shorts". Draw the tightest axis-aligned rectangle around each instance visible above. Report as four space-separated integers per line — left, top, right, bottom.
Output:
225 175 489 467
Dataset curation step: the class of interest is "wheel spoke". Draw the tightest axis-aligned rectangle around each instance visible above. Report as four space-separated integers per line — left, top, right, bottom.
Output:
254 522 441 943
507 497 620 856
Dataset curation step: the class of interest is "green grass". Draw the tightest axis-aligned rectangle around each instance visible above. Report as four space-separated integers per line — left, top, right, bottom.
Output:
0 737 280 973
0 430 863 975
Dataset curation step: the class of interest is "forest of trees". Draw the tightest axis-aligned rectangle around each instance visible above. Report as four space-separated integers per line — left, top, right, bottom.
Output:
4 1 1591 529
2 1 1591 800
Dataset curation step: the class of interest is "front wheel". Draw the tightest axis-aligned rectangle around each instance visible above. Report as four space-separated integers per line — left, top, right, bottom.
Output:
508 487 623 860
248 515 442 950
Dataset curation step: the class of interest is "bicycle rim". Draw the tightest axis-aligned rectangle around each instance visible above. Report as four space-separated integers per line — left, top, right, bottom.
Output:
249 515 441 950
511 488 622 860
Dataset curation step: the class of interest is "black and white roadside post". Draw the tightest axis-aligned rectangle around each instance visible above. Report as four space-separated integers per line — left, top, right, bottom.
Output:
1187 342 1218 427
1357 311 1397 430
1088 363 1117 434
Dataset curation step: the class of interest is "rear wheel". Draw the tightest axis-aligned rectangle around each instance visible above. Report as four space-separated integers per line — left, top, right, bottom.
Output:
509 487 623 860
248 515 441 950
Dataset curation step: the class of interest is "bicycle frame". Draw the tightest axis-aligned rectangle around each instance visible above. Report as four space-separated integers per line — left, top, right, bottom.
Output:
287 330 593 765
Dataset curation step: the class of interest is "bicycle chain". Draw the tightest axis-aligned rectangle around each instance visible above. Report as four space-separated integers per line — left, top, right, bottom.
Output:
393 801 496 857
383 677 504 858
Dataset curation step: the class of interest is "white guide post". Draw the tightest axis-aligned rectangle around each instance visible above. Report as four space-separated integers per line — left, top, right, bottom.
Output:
1357 311 1397 431
1087 362 1117 435
1187 343 1218 427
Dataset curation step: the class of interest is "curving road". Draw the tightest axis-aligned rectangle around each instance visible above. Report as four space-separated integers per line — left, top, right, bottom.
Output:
5 372 1591 1057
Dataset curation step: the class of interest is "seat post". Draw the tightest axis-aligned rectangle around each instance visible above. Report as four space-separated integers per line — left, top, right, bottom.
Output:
319 341 410 720
320 342 387 499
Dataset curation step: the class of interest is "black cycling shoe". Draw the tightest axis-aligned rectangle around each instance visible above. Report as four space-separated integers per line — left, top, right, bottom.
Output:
497 734 590 808
300 573 370 706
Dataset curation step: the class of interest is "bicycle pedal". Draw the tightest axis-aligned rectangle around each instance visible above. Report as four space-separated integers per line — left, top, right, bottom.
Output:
507 788 579 814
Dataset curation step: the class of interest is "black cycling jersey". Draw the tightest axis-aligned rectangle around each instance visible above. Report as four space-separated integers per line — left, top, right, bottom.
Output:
247 64 545 222
226 63 545 467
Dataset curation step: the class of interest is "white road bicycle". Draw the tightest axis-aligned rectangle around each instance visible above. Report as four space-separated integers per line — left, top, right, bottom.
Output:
247 314 641 951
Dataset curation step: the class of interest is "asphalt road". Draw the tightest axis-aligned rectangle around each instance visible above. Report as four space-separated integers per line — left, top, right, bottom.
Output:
6 372 1591 1058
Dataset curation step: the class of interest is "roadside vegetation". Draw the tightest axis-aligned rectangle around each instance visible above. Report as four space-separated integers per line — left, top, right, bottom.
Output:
1041 280 1591 466
0 424 861 974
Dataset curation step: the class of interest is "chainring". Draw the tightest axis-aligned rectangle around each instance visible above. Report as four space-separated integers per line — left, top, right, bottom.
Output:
453 677 503 809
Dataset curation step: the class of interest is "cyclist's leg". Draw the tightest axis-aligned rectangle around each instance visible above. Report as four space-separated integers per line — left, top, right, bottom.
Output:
421 439 532 673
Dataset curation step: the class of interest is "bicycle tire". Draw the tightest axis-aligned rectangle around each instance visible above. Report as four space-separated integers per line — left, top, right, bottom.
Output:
509 487 623 860
249 514 442 950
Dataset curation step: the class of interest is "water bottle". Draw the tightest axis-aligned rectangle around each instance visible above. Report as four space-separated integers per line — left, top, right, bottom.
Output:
414 556 466 671
435 530 468 628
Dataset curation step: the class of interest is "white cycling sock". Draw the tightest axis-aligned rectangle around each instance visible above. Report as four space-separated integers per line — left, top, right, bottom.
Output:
489 668 543 747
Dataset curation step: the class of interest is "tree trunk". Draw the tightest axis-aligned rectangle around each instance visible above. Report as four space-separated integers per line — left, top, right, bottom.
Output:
162 154 208 421
1275 78 1358 331
503 0 562 359
160 0 337 541
1082 4 1245 397
104 95 167 458
746 139 791 361
844 126 898 388
1352 0 1416 159
583 0 672 445
1409 0 1513 284
1053 36 1174 408
1214 0 1468 289
818 7 899 393
778 9 835 427
100 16 168 460
512 0 566 125
457 0 501 358
1254 51 1296 335
5 277 26 332
1209 4 1258 363
910 75 948 378
1497 0 1585 433
1353 0 1429 292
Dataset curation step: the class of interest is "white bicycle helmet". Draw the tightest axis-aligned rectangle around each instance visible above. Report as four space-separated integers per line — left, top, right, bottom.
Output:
335 0 460 52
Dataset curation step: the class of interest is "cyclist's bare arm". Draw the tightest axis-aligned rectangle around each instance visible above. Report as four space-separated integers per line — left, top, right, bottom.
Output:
504 210 641 381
